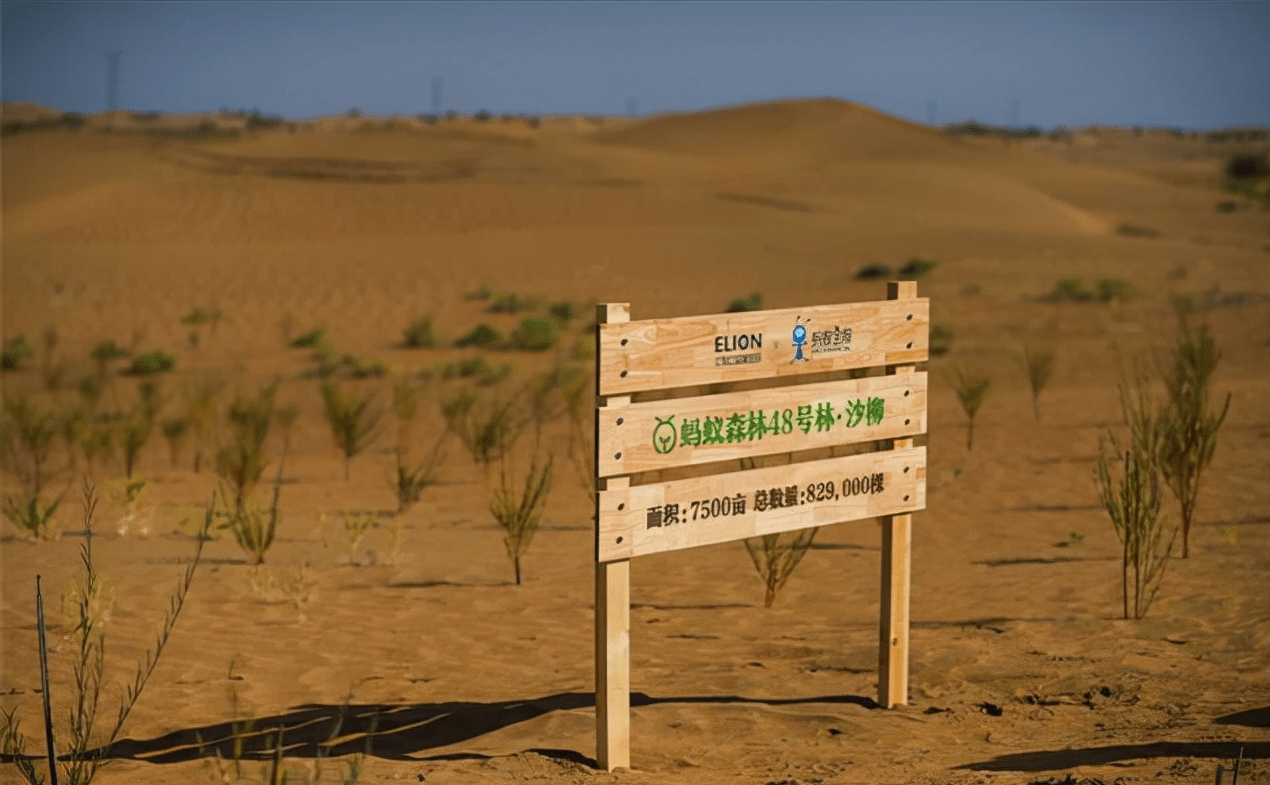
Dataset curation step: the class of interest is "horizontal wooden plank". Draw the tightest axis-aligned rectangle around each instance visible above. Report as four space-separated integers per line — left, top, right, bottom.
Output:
598 298 929 395
597 447 926 562
597 372 927 477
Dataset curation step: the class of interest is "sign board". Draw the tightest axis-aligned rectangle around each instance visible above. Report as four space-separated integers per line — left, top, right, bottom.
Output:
592 283 928 771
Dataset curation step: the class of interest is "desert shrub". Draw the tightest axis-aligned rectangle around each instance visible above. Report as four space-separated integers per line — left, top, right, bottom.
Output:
183 372 223 474
1 334 34 371
438 355 510 386
127 350 176 376
1096 278 1136 304
899 257 938 278
548 301 574 323
390 378 445 512
489 451 553 585
455 323 504 349
1095 368 1175 619
161 417 189 468
402 316 438 348
1050 277 1094 303
725 293 763 313
120 406 155 481
0 481 213 785
929 324 955 356
289 328 324 348
744 529 819 607
1021 343 1055 421
1156 314 1231 559
319 381 383 481
89 339 129 370
855 264 892 281
1116 222 1158 238
1224 152 1270 181
487 293 532 314
180 306 221 327
443 391 525 472
216 461 283 565
216 382 277 508
342 354 388 379
948 365 991 450
474 109 491 122
510 318 558 351
1215 200 1239 214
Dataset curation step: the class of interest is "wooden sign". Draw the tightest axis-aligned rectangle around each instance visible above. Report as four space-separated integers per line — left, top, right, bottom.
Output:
592 283 927 772
598 447 926 562
598 298 929 395
597 373 928 477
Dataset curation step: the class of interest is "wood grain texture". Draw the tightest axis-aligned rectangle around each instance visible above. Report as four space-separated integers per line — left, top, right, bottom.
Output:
597 447 926 562
597 372 928 477
598 298 930 395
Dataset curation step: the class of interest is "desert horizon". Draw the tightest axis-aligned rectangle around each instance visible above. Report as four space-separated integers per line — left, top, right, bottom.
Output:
2 93 1268 785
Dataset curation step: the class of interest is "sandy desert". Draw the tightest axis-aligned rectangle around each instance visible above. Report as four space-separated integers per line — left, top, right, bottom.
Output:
2 98 1268 785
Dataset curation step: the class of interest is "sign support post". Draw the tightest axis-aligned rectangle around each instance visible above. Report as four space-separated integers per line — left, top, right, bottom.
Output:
879 280 916 708
595 303 631 771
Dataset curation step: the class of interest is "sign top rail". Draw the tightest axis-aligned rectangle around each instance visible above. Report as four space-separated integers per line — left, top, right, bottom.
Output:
597 297 929 396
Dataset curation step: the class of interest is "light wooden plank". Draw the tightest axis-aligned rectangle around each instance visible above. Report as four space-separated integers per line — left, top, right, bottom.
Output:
879 280 917 709
598 298 930 395
597 447 926 562
594 303 632 771
598 372 928 477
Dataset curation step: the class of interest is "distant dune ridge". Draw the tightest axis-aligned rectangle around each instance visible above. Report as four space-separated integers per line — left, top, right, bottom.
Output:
1 95 1268 785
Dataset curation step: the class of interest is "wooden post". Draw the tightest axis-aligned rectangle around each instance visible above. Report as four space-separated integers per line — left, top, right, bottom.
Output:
595 303 631 771
879 281 916 708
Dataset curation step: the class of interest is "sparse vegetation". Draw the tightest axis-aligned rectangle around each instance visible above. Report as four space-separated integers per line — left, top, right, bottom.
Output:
216 381 277 509
290 328 325 349
161 417 189 468
437 355 511 386
1 394 63 539
126 350 176 376
455 323 504 349
725 293 763 313
1116 222 1159 239
0 481 213 785
1021 343 1055 422
1 334 35 371
899 257 938 279
948 365 991 450
929 324 955 357
402 316 438 348
509 318 558 351
1050 277 1094 302
1095 367 1176 619
217 459 284 565
854 264 892 281
489 451 553 585
442 390 525 473
744 529 819 608
548 301 575 323
1096 278 1136 304
1156 310 1231 558
319 382 384 481
487 293 532 314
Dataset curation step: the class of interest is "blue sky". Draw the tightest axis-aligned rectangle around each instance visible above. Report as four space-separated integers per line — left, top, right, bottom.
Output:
2 1 1268 130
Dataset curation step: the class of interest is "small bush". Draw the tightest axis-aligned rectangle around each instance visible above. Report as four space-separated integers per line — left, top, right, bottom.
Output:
744 529 819 607
899 257 938 278
1215 200 1239 214
855 264 892 281
90 339 129 365
1050 278 1094 303
548 301 575 323
487 293 532 314
1225 152 1270 181
289 328 325 348
127 350 176 376
725 293 763 313
1021 343 1056 422
1116 223 1159 239
402 317 438 348
181 307 221 326
455 323 504 349
319 381 384 481
474 109 491 122
510 319 558 351
948 365 991 450
929 324 955 357
489 451 553 585
1 335 34 371
1096 278 1137 304
439 355 510 385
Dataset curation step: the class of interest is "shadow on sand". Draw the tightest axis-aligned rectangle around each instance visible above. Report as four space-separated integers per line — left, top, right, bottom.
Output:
958 740 1269 772
73 691 878 769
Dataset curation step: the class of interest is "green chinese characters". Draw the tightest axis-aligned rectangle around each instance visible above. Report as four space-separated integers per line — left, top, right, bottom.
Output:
651 397 886 453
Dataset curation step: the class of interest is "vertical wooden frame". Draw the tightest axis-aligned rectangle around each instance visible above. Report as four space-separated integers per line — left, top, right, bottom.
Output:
878 281 916 708
595 303 631 771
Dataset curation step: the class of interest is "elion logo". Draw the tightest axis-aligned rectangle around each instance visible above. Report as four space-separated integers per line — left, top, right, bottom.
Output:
714 332 763 366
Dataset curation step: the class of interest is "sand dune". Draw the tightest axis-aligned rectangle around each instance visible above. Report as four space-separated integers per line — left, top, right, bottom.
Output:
2 98 1268 785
